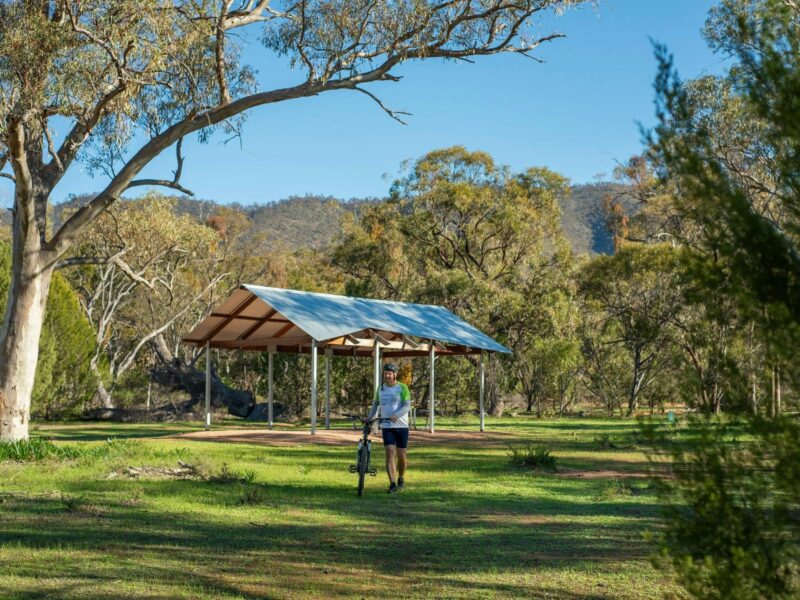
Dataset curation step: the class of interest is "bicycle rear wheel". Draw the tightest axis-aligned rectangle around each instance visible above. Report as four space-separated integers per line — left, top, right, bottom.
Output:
357 447 369 497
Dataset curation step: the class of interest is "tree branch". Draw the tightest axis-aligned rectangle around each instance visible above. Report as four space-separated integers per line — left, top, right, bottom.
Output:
125 179 195 196
46 61 403 258
216 0 234 105
7 120 34 227
353 87 410 124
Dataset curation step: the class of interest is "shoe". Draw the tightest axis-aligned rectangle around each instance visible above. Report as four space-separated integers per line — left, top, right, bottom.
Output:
388 482 398 494
397 477 405 490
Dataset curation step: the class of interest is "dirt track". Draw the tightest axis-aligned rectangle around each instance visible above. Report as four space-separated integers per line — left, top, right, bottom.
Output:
175 427 514 447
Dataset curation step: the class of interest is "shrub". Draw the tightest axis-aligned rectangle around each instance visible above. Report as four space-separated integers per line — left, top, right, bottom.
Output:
507 443 558 472
238 484 266 505
593 434 616 450
210 463 258 484
643 416 800 600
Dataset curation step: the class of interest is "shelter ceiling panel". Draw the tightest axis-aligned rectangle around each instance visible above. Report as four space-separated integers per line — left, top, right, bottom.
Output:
211 334 312 350
184 316 225 343
239 301 278 319
214 289 253 315
213 318 253 341
245 321 304 341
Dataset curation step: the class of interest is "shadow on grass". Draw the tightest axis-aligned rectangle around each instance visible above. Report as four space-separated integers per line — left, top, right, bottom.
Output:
0 478 658 561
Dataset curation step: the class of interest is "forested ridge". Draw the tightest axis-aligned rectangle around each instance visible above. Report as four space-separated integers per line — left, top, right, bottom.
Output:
19 182 618 255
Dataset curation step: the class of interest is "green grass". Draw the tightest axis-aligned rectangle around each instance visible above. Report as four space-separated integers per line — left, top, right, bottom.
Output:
0 417 686 599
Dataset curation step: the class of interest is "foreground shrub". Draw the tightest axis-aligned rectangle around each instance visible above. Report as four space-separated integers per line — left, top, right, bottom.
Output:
643 416 800 600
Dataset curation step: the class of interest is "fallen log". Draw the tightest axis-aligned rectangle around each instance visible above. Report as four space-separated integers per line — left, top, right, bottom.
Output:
151 334 254 418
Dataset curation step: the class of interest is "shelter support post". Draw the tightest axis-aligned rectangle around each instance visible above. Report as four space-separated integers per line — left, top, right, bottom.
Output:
373 345 381 400
311 340 318 435
268 347 274 430
429 341 435 434
205 342 211 430
325 348 332 429
479 351 485 432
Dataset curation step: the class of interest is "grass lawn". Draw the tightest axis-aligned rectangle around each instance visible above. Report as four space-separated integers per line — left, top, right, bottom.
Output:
0 417 685 599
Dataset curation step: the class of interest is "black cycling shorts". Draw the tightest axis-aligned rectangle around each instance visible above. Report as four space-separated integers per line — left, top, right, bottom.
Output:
382 427 409 449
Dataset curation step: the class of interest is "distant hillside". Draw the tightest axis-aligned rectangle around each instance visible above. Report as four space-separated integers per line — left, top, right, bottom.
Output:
244 195 378 250
6 185 622 256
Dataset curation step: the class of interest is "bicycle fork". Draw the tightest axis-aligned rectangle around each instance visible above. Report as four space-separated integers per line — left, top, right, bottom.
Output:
349 440 378 476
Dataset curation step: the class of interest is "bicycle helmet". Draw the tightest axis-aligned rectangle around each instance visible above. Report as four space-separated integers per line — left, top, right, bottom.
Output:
383 363 399 373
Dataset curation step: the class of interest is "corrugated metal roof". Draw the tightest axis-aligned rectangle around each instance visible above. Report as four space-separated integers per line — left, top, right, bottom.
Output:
185 285 510 354
247 285 510 353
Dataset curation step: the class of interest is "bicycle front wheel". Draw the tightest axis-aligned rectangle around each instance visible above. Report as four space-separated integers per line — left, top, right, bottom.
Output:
357 447 369 497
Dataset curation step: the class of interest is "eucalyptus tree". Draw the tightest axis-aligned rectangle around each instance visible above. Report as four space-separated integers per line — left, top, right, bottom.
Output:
332 147 572 414
579 243 684 416
65 194 222 409
0 0 590 440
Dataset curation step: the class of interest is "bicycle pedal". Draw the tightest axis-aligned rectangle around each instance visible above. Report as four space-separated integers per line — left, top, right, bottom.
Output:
348 465 357 473
369 469 377 476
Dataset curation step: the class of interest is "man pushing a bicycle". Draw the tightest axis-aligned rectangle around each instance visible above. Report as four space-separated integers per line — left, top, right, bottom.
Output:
368 363 411 494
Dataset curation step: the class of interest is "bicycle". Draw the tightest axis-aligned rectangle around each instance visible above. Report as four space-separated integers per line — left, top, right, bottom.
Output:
344 414 389 496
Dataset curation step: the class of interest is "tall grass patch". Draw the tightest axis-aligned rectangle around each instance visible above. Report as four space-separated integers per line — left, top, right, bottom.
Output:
0 437 138 462
506 443 558 472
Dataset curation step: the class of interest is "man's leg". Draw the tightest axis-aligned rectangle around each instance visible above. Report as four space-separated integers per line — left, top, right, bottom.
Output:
397 449 407 479
385 444 398 484
396 428 409 489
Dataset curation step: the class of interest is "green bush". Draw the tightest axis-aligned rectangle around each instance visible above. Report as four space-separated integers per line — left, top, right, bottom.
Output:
237 484 266 505
507 443 558 472
210 463 258 484
643 416 800 600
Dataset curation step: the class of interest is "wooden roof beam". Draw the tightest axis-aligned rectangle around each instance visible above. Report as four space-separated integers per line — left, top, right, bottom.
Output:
238 308 278 341
368 329 391 346
198 294 257 345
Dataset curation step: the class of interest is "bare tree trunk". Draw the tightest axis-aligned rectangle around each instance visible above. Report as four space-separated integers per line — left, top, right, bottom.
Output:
90 357 114 410
713 394 722 415
0 237 53 441
485 356 503 417
770 365 781 419
627 349 642 416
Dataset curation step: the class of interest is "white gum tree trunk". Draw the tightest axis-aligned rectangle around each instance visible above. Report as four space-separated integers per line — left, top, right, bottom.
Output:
0 203 53 441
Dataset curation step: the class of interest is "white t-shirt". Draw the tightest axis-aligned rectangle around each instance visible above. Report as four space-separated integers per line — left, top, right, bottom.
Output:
369 383 411 429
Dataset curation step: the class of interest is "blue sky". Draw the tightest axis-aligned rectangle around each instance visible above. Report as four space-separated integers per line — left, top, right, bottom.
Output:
38 0 725 206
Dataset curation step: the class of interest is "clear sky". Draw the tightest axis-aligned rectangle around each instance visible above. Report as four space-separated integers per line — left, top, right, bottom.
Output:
35 0 725 206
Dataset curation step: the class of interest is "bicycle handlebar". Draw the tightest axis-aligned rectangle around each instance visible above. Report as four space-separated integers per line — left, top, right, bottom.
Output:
343 413 390 423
